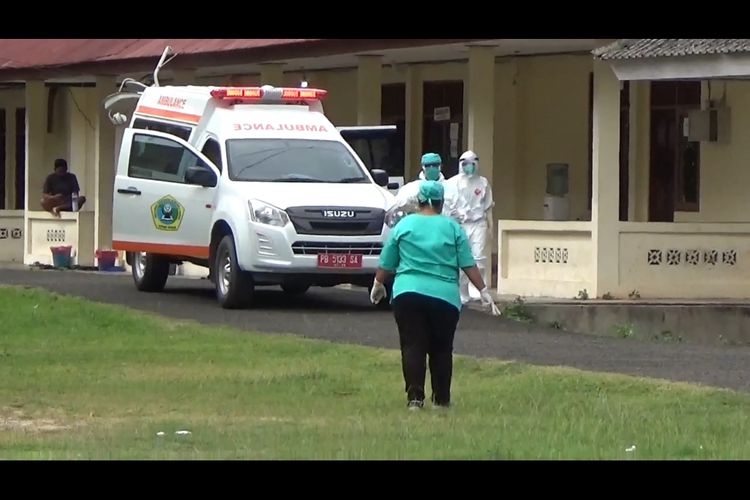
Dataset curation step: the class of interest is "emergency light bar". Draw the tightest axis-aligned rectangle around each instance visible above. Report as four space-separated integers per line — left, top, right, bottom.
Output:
210 86 328 102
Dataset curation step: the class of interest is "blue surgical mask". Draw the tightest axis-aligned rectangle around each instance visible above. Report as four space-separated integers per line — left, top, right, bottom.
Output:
462 163 477 176
423 166 441 181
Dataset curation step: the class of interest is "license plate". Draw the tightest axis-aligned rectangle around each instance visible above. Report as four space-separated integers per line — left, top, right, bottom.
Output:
317 253 362 269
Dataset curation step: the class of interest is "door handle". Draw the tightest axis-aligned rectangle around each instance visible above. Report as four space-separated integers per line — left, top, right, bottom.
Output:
117 187 141 195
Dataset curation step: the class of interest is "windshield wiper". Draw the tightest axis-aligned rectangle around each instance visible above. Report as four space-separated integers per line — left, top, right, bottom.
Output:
337 177 369 184
269 177 325 183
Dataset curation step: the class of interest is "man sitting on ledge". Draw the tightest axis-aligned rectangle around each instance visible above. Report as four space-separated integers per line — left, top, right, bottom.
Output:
41 158 86 217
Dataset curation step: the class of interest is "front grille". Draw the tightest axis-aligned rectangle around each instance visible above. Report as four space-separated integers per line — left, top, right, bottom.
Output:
309 221 371 233
286 206 385 236
291 241 383 255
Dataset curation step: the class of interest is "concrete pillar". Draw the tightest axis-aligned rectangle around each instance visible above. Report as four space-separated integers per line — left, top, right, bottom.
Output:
67 88 89 199
93 76 116 251
4 107 15 208
467 46 496 188
356 55 382 126
259 63 285 87
467 45 496 286
591 60 621 298
404 65 423 181
494 59 520 221
23 81 47 262
24 81 47 212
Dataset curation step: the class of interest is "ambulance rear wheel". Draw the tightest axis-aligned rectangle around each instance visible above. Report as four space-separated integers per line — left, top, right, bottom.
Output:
215 235 255 309
131 251 170 292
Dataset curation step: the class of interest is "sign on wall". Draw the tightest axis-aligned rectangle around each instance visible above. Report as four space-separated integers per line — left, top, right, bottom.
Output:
433 106 451 122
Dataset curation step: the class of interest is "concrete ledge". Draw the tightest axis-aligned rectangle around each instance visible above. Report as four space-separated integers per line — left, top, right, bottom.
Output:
491 292 750 346
0 210 24 262
497 219 595 299
25 210 95 266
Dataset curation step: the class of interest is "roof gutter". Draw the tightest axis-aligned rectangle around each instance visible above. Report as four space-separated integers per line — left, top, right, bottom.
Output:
607 53 750 80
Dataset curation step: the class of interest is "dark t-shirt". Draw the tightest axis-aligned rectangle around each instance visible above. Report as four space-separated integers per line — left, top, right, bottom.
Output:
43 172 80 203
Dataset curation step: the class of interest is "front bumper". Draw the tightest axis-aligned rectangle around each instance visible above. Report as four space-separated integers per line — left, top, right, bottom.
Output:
234 220 387 281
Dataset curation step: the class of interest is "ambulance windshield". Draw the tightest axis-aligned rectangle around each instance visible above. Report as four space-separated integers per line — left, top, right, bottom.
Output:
226 138 370 184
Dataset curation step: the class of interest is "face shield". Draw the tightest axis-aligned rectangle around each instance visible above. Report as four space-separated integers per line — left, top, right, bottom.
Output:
460 159 478 176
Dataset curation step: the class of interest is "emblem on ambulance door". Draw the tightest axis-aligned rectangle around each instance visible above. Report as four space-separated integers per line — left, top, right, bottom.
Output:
151 195 185 231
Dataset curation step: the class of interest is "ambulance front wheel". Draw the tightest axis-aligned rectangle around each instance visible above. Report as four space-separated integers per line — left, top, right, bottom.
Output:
131 251 170 292
214 235 255 309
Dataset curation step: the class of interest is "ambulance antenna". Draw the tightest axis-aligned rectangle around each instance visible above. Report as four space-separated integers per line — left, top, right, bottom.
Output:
153 46 177 87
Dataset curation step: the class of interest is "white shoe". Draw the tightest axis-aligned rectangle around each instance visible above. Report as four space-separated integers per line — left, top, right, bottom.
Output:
407 400 424 411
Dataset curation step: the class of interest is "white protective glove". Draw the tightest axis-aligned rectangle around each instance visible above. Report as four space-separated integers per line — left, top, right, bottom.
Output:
479 287 502 316
370 278 387 305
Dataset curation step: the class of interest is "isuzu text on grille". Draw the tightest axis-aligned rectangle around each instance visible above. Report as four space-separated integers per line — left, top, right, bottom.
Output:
323 210 355 218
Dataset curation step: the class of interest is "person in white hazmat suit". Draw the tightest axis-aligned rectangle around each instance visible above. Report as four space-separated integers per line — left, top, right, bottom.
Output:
445 150 494 305
393 152 456 217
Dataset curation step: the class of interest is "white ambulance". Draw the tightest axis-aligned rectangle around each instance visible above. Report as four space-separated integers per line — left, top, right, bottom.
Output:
105 82 399 309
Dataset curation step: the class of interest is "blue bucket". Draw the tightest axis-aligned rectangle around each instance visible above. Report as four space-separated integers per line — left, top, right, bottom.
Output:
50 246 72 268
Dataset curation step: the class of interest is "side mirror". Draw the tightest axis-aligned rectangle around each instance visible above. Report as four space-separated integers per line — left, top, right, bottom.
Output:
387 182 400 190
370 169 389 187
186 166 217 187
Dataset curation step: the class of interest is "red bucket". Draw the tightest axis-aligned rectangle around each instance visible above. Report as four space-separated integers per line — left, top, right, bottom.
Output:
50 245 73 268
96 249 118 271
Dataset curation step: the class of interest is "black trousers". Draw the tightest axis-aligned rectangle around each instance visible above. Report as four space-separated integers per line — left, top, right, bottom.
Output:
392 292 460 406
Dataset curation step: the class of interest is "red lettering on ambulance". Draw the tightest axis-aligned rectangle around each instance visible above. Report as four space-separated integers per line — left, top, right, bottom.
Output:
157 96 187 109
231 123 328 132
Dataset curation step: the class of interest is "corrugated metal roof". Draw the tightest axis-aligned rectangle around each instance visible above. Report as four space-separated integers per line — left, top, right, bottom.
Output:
0 39 318 70
0 38 493 80
0 39 135 69
593 39 750 60
98 39 316 60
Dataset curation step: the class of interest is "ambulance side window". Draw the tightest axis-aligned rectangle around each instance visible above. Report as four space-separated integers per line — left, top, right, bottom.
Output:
347 138 373 169
201 139 223 172
132 118 191 141
128 133 207 184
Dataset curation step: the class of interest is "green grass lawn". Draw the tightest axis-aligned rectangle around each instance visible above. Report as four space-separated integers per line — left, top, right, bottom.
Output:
0 285 748 460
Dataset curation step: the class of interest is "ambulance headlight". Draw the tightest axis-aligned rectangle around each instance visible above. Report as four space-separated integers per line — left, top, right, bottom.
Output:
248 199 290 227
385 206 408 228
